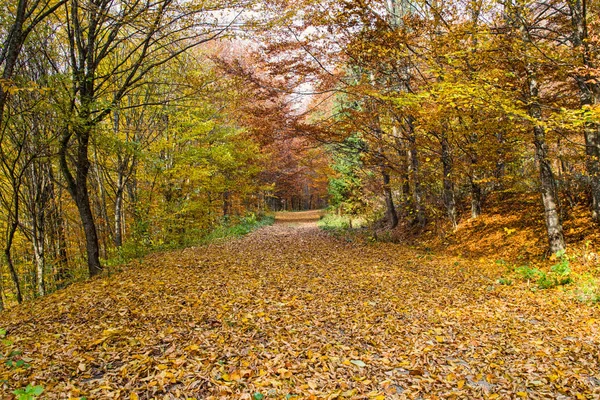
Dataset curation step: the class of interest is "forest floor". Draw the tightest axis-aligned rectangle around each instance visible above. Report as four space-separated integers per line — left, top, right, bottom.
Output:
1 210 600 399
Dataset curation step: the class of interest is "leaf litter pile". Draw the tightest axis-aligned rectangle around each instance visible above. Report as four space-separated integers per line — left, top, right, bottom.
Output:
1 220 600 399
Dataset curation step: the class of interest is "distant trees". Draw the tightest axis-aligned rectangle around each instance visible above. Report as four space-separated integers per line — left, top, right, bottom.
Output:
255 0 599 253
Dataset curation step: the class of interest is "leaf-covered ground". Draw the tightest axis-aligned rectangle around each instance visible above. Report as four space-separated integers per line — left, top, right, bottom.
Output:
1 215 599 399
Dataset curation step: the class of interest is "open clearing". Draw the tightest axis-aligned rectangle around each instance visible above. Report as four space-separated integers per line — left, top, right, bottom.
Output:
1 218 599 399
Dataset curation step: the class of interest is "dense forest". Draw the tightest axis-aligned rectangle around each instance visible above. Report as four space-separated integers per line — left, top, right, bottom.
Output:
1 0 599 306
1 0 600 398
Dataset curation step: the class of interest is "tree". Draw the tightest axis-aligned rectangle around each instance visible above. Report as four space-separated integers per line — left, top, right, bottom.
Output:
54 0 249 276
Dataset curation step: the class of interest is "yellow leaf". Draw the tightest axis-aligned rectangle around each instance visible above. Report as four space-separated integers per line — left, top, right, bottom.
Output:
130 394 139 400
516 392 527 398
435 336 445 343
457 380 465 389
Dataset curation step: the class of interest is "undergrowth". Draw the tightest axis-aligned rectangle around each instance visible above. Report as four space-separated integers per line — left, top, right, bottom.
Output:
104 213 274 271
496 250 600 303
497 251 572 289
318 213 366 231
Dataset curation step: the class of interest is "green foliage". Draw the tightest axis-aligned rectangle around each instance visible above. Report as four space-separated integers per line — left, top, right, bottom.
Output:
550 250 571 276
497 277 513 285
318 214 351 230
202 214 275 243
512 252 573 289
13 384 44 400
327 135 367 217
104 214 274 271
516 265 543 281
575 277 600 304
536 273 558 289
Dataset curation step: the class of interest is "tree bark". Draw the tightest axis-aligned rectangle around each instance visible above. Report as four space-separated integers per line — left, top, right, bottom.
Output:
92 147 110 259
568 0 600 222
114 183 124 248
407 117 426 226
5 211 23 304
381 168 398 229
469 175 482 219
32 213 45 297
48 170 69 286
30 164 49 297
510 1 566 253
440 133 457 229
527 68 566 253
223 190 231 217
60 126 102 277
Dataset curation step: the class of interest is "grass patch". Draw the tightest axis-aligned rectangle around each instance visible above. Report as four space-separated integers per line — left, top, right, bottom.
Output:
574 276 600 304
318 214 365 231
496 251 580 291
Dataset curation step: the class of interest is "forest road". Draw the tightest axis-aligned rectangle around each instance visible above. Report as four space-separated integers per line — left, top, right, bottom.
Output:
1 218 599 398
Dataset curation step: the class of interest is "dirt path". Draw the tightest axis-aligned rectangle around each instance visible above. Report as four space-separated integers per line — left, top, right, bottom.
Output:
273 210 324 226
1 223 599 399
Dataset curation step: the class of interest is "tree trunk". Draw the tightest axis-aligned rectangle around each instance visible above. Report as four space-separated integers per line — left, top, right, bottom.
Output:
32 220 45 297
393 128 411 218
5 221 23 304
407 117 426 226
48 173 69 287
568 0 600 222
76 183 103 276
440 133 457 229
381 168 398 229
0 0 27 128
583 122 600 221
28 159 52 297
223 190 231 217
527 70 566 253
470 175 482 219
31 193 46 297
494 131 506 187
512 2 566 254
60 126 102 277
114 185 124 248
0 280 4 311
